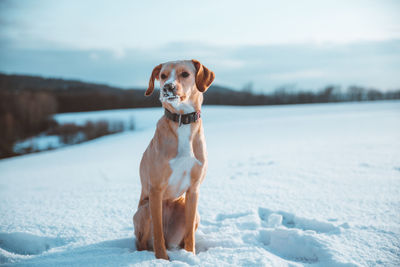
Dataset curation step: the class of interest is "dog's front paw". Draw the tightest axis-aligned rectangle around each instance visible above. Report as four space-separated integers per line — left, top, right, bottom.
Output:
155 250 169 260
184 240 195 254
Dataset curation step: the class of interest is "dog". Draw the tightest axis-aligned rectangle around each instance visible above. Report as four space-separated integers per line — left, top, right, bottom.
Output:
133 59 215 259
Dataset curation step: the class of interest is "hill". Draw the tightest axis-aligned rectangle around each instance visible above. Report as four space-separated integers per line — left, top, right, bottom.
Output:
1 73 399 114
1 102 399 266
0 73 245 112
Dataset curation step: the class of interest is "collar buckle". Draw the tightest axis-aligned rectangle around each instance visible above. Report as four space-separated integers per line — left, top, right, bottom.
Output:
178 114 182 126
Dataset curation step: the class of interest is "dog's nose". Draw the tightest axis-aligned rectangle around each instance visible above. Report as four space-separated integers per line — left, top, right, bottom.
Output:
163 83 176 93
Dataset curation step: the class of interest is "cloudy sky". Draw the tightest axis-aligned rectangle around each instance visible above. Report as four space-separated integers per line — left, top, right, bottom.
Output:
1 0 399 91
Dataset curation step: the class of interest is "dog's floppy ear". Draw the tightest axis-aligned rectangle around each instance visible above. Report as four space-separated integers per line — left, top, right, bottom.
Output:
192 59 215 92
145 64 162 96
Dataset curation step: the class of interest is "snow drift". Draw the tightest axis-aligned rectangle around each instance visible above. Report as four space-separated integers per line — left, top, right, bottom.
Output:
1 101 399 266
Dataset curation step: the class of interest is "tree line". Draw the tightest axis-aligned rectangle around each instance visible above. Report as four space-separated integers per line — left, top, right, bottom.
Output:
1 73 399 158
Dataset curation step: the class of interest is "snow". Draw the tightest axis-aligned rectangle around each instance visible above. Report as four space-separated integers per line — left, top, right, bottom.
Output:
1 101 400 266
13 135 64 154
14 109 139 154
54 108 153 131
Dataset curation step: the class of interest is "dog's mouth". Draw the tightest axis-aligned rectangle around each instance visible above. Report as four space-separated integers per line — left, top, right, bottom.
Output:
163 93 180 102
167 96 179 101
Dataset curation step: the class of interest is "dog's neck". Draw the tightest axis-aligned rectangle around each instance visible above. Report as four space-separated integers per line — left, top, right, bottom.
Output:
161 92 203 128
164 108 201 126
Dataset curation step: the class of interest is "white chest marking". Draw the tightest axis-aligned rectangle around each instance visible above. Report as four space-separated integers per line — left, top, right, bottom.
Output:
168 124 201 198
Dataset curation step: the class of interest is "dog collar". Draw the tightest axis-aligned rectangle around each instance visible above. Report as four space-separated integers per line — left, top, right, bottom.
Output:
164 109 201 126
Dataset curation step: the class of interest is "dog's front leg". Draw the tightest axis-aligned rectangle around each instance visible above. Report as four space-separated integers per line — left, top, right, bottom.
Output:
184 187 199 253
149 187 169 260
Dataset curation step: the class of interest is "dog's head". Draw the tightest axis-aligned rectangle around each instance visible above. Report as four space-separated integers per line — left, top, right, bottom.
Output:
145 59 215 113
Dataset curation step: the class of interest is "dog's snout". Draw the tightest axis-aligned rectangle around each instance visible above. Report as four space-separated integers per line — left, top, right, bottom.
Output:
164 83 176 92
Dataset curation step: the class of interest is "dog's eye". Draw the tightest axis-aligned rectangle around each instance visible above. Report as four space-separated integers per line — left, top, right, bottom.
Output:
181 72 190 78
161 74 167 79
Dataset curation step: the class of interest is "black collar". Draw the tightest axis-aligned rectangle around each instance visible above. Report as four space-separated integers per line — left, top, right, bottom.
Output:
164 109 201 126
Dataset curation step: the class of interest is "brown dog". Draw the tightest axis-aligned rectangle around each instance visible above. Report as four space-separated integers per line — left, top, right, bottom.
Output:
133 59 215 259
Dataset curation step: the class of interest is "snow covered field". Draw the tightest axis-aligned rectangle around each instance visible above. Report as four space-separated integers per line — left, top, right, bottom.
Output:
0 101 399 266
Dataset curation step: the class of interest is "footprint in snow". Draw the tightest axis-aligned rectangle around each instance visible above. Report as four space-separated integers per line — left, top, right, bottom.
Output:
257 207 353 265
216 211 253 221
0 232 71 264
196 208 353 265
0 232 69 256
258 207 342 234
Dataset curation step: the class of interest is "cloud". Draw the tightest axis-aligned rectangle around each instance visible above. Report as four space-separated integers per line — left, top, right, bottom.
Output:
266 70 326 80
1 40 399 91
89 52 99 61
112 47 126 60
2 0 400 52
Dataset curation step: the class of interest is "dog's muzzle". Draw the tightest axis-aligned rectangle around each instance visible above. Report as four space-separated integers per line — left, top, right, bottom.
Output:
162 83 179 100
163 83 176 93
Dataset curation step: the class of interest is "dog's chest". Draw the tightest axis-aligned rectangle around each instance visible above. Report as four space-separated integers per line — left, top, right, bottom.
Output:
168 124 200 198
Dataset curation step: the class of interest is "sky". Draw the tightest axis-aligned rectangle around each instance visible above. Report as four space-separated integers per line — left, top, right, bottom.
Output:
1 0 400 92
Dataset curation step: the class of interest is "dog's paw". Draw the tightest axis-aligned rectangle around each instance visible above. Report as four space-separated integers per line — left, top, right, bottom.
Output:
184 244 196 254
155 250 169 260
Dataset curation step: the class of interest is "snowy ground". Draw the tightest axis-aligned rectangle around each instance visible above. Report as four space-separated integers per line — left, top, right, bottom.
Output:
1 101 399 266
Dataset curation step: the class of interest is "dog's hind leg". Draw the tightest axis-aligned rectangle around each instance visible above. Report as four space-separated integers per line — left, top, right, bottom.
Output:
164 196 200 249
133 198 151 251
163 197 186 249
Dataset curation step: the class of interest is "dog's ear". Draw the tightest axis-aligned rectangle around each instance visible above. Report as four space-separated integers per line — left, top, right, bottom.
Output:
145 64 162 96
192 59 215 93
